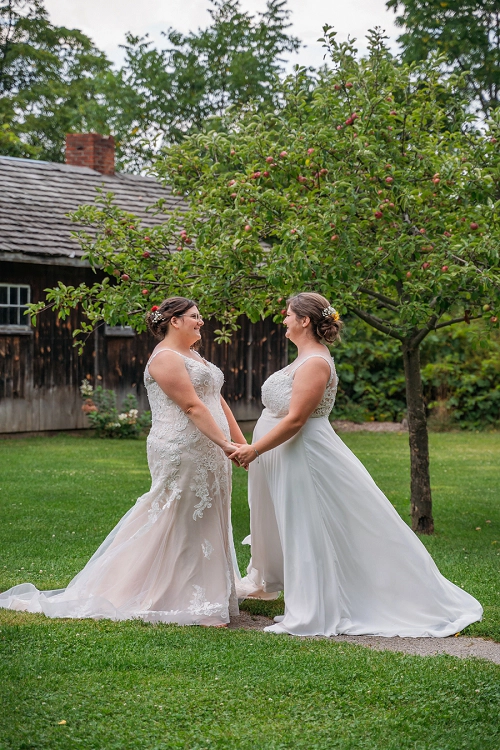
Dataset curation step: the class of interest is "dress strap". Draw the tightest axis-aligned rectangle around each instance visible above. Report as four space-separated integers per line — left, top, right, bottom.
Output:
290 354 336 384
146 348 186 367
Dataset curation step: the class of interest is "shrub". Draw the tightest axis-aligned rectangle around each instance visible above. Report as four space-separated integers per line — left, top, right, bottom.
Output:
333 318 500 429
80 381 151 438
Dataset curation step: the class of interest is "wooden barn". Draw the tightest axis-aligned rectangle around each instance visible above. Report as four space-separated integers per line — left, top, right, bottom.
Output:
0 134 287 436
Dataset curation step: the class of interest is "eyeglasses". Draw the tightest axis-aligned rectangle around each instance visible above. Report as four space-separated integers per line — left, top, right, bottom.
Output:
181 313 203 321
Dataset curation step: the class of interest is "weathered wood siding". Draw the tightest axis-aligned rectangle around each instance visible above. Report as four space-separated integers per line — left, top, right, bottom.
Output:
202 317 288 420
0 261 288 433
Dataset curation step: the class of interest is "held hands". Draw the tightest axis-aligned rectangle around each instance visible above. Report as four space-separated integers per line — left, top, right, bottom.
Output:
222 441 249 470
228 443 258 469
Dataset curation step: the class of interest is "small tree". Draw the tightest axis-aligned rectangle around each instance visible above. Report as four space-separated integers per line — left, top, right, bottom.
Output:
32 30 500 533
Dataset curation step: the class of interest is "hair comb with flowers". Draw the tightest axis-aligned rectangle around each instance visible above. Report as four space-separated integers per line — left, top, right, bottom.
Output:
322 305 340 321
150 306 164 323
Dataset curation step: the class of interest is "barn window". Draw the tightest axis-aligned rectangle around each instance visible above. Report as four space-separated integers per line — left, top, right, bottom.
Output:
0 284 31 327
104 324 135 337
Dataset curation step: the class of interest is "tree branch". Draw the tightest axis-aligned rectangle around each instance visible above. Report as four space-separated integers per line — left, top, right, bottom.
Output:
432 314 483 331
351 307 404 341
358 286 399 308
410 315 438 348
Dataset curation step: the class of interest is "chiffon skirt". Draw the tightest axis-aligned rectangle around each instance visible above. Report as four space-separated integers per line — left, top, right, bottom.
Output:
237 411 483 637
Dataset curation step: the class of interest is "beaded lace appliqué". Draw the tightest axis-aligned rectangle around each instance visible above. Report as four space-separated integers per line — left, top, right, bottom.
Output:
143 356 231 523
261 355 338 419
188 584 227 618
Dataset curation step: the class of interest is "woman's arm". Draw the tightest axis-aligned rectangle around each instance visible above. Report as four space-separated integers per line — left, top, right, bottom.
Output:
220 396 247 444
149 352 233 452
228 358 330 466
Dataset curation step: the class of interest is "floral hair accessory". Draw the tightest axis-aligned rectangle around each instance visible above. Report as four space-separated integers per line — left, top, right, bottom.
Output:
322 305 340 321
150 306 164 323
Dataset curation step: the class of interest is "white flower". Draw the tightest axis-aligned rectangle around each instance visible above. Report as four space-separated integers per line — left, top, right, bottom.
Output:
80 380 94 397
128 409 139 417
118 413 128 421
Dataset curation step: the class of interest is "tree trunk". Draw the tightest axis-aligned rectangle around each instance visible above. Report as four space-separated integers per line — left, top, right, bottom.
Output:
402 339 434 534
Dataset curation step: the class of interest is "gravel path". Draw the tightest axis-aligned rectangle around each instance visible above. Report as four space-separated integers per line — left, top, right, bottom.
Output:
331 420 408 433
230 612 500 665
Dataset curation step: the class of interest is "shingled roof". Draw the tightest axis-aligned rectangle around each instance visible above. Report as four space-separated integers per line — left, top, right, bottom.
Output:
0 155 185 265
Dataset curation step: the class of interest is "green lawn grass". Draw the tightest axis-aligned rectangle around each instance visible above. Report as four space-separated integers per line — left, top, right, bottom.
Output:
0 432 499 750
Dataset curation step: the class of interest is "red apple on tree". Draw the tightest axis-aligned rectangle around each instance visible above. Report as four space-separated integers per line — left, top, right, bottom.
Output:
121 274 130 281
470 222 479 230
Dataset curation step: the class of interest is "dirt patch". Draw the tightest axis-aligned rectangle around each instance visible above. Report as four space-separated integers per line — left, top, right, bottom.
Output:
229 611 274 631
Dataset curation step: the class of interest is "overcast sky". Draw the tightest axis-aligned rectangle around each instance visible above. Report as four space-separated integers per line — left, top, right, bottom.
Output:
44 0 400 68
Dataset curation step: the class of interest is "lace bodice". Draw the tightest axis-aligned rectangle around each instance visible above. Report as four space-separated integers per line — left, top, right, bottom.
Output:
143 349 230 523
144 350 226 432
261 353 338 419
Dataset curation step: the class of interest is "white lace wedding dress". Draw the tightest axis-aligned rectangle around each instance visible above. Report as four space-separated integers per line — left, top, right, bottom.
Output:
237 353 483 637
0 350 240 626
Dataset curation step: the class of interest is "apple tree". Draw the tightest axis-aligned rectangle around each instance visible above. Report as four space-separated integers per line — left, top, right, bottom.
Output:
33 29 500 533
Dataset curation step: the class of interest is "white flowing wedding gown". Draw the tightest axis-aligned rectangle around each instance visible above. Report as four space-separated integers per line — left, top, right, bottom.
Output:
0 350 240 626
237 353 483 637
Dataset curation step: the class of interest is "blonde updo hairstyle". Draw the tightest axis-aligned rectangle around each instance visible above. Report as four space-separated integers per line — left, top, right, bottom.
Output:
146 296 198 340
287 292 343 344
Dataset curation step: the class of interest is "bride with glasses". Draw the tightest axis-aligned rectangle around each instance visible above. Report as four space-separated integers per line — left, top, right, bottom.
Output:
230 292 482 637
0 297 244 627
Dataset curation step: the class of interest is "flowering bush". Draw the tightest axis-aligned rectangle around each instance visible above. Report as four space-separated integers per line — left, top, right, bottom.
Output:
80 381 151 438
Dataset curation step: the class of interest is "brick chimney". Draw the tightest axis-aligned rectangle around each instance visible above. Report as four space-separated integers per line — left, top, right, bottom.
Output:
65 133 115 175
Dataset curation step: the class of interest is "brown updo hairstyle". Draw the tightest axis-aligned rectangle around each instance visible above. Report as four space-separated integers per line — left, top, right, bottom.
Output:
146 296 198 341
287 292 343 344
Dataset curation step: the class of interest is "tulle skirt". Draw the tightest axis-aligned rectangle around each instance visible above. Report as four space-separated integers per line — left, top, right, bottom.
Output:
0 444 239 626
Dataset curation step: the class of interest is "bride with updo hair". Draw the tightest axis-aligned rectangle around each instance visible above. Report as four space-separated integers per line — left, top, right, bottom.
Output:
230 292 482 637
1 296 245 627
